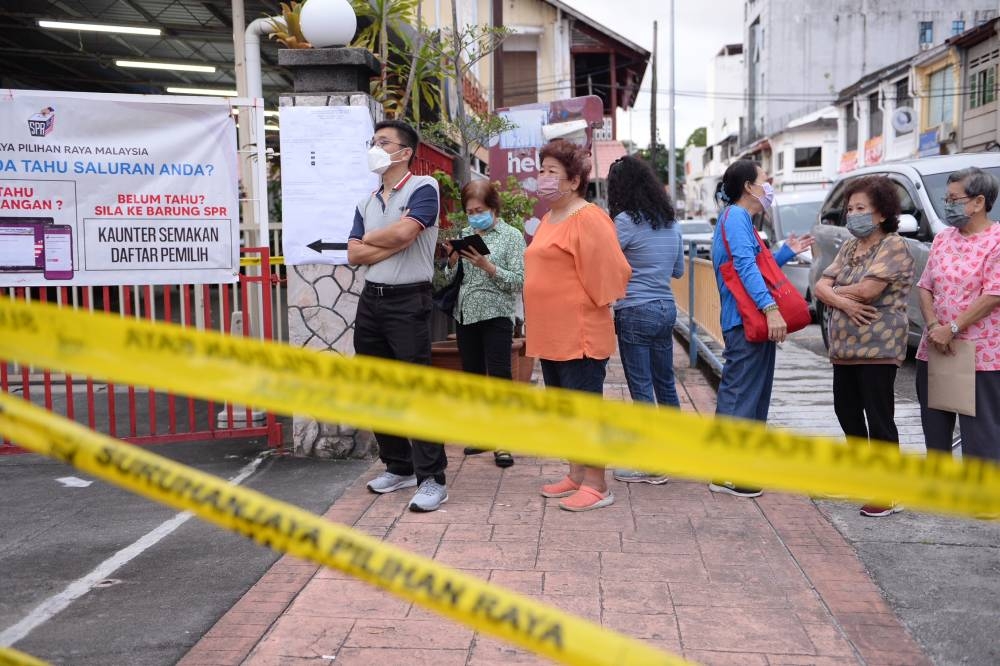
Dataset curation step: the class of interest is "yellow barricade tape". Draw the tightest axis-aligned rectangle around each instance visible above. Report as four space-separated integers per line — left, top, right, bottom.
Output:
0 648 48 666
1 297 999 518
239 255 284 267
0 394 687 666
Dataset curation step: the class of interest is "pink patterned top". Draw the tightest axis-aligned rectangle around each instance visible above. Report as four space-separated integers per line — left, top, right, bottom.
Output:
916 223 1000 371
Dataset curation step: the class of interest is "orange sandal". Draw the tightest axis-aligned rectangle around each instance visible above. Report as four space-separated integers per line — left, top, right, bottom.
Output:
558 485 615 512
541 475 581 498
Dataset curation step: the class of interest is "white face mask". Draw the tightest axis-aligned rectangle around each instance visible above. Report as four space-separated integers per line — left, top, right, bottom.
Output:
367 145 407 175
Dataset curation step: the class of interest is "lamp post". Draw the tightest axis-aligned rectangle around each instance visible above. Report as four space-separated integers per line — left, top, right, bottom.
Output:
272 0 385 459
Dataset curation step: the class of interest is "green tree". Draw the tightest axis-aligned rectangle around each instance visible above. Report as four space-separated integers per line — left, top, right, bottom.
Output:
685 126 707 148
418 16 512 185
637 142 670 184
351 0 419 99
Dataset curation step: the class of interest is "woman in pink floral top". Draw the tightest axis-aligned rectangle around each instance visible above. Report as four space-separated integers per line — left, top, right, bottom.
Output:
916 167 1000 461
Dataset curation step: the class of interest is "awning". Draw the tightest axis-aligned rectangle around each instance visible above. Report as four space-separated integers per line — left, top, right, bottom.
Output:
589 140 629 180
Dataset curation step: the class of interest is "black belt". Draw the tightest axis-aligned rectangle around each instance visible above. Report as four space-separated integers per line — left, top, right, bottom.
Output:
363 281 431 297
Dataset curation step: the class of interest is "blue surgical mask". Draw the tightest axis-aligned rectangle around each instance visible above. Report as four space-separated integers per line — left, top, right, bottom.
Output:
943 202 972 229
846 212 876 238
467 211 494 230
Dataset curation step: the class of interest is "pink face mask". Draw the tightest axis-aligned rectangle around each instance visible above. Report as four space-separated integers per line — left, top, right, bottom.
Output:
537 175 567 201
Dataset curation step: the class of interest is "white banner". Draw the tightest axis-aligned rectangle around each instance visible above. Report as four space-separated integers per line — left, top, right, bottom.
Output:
279 106 379 266
0 90 239 286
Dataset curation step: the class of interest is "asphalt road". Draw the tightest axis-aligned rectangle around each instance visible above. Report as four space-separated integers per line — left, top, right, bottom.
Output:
0 438 370 665
785 324 1000 666
788 323 919 403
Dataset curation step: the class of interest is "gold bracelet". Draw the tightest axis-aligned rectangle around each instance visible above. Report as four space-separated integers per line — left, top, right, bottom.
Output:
762 304 779 314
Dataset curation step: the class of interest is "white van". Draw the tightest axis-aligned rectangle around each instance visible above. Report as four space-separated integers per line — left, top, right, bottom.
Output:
810 153 1000 348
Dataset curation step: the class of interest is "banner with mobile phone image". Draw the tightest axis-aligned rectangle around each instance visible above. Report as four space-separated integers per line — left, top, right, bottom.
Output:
0 90 239 286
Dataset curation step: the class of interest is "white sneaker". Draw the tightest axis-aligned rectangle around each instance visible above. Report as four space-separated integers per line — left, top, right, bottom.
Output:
366 471 417 494
613 469 669 484
409 479 448 512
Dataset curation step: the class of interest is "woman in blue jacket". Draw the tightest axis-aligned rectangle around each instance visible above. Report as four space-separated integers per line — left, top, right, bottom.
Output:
709 159 813 498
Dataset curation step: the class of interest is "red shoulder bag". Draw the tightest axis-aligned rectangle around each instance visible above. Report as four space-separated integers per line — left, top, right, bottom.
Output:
718 207 811 343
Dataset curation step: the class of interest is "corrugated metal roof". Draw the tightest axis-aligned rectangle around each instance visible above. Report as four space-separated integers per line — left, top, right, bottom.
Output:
0 0 291 99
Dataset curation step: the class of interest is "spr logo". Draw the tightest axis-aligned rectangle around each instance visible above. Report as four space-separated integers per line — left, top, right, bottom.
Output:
27 107 55 137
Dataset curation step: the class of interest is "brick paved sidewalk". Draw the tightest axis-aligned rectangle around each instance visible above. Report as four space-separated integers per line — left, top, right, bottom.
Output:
181 346 929 666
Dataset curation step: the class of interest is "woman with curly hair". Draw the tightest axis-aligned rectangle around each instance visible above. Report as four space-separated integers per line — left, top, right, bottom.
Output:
813 175 914 517
525 139 632 511
604 155 684 485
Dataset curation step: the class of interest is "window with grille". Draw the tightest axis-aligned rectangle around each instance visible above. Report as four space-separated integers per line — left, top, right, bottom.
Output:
927 68 954 126
919 22 933 46
952 20 966 36
868 92 883 137
970 65 997 109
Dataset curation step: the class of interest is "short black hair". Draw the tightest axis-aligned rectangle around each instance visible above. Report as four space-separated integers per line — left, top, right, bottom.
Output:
607 155 675 229
374 119 419 166
844 176 902 233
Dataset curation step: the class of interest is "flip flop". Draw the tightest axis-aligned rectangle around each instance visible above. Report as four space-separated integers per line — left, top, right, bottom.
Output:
558 485 615 512
493 451 514 468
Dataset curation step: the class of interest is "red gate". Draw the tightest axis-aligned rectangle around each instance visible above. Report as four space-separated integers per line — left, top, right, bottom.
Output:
1 247 283 454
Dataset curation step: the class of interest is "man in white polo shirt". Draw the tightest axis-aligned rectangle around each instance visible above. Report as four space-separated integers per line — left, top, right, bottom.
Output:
347 119 448 512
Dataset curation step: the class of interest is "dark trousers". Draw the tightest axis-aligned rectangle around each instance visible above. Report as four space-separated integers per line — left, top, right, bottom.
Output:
833 364 899 444
540 357 608 395
354 285 447 484
456 317 514 380
716 326 776 422
916 361 1000 462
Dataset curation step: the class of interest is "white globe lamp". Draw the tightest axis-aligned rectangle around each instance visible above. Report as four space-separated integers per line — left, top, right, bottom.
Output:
299 0 357 48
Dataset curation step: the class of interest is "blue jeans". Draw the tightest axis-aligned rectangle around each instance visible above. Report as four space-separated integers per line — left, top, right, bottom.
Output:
614 300 680 407
540 357 608 395
716 326 776 422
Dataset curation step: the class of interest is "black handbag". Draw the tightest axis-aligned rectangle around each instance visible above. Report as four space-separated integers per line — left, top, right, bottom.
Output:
432 260 463 316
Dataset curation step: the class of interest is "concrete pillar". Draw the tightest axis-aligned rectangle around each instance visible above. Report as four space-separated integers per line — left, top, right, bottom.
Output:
279 47 381 458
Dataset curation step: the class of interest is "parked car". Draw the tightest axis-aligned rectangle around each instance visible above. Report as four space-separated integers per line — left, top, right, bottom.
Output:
810 153 1000 349
756 188 828 311
678 218 714 257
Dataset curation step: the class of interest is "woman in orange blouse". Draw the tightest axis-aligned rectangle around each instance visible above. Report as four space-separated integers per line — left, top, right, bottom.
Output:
524 139 632 511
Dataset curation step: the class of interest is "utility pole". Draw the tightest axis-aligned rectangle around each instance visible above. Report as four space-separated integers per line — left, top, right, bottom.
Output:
667 0 676 201
650 21 658 167
492 0 504 109
588 74 602 202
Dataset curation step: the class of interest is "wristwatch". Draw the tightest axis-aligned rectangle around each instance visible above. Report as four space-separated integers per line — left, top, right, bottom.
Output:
950 322 960 335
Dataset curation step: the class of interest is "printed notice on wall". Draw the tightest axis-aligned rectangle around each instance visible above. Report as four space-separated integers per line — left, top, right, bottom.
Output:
0 90 239 286
279 105 379 266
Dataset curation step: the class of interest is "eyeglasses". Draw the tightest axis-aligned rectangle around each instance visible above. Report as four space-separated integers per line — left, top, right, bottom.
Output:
368 138 407 150
942 195 975 205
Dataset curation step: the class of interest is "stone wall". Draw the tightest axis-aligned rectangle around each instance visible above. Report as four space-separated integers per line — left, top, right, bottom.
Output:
282 93 381 458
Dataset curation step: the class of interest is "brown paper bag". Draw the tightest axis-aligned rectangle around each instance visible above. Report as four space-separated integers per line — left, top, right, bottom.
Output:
928 340 976 416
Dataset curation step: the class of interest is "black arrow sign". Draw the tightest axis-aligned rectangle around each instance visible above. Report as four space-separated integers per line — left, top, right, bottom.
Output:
306 240 348 253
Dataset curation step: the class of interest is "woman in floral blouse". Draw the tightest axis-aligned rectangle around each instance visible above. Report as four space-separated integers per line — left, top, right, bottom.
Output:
444 180 526 467
814 176 914 517
916 167 1000 463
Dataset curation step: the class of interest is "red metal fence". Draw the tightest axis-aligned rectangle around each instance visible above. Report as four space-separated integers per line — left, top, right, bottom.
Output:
0 247 283 454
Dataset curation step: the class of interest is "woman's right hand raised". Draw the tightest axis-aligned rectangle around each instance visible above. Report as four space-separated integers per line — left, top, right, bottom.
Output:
766 309 787 343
